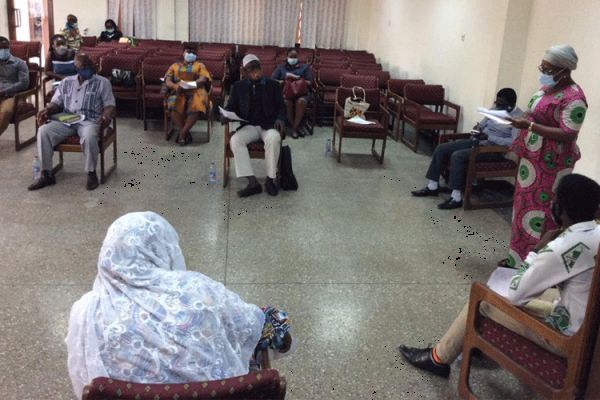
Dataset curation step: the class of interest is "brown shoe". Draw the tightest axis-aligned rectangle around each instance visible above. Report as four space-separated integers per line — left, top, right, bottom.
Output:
86 172 99 190
28 172 56 191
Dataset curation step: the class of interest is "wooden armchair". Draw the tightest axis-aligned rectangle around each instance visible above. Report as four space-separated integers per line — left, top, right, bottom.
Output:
223 121 284 188
459 244 600 399
386 79 425 140
401 84 460 152
82 350 286 400
332 87 389 164
10 70 39 151
340 74 378 89
439 133 518 210
52 118 117 184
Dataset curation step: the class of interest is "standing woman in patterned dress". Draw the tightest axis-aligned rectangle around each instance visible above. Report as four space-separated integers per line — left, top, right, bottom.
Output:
499 44 588 268
165 42 212 145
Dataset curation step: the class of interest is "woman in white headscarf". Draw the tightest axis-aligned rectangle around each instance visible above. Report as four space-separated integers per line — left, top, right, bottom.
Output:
499 44 588 268
66 211 265 398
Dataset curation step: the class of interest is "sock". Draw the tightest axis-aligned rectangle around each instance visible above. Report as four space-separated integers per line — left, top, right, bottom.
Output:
427 180 439 191
431 346 447 365
451 189 462 202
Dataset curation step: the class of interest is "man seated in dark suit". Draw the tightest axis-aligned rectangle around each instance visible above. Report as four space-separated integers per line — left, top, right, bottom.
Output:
223 54 287 198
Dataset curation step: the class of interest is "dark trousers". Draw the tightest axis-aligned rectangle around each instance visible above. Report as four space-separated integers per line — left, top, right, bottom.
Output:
425 139 505 190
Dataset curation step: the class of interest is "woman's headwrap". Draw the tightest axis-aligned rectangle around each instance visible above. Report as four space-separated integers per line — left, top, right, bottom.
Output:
543 44 578 71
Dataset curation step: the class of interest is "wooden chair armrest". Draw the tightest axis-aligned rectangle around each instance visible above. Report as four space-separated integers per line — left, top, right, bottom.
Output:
12 87 38 101
387 91 402 102
443 100 461 117
334 103 344 117
467 282 570 349
100 117 117 140
439 132 472 143
403 97 422 117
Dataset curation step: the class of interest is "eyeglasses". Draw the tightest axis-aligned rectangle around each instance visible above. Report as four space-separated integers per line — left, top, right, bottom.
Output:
538 65 560 75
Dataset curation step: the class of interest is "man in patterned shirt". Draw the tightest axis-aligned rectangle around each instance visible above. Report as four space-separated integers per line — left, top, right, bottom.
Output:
399 173 600 378
29 54 115 191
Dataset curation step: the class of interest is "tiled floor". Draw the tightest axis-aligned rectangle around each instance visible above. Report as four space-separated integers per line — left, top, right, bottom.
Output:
0 116 539 399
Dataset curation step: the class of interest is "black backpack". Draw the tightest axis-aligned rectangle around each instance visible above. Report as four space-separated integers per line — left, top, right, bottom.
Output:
278 145 298 191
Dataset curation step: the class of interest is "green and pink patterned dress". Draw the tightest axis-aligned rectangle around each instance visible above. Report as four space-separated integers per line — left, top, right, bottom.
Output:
507 83 587 267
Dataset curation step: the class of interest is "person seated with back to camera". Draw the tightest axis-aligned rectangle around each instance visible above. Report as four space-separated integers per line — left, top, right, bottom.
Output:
28 53 115 191
44 34 77 82
411 88 522 210
164 42 212 146
66 211 292 399
399 173 600 379
223 54 287 198
0 36 29 138
98 19 123 43
272 47 313 139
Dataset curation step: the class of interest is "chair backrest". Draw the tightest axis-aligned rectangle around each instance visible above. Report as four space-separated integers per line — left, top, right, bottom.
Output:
318 68 353 86
404 84 445 106
336 86 382 113
340 74 378 89
82 36 97 47
142 62 169 84
144 56 179 66
202 59 225 80
9 43 28 60
99 54 143 77
351 62 382 71
388 79 425 96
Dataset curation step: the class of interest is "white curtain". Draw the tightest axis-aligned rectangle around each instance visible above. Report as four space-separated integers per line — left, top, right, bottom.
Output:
107 0 156 39
189 0 300 46
301 0 348 49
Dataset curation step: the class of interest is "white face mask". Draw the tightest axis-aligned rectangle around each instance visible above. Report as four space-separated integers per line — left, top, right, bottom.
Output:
538 68 564 88
184 52 197 63
287 57 298 66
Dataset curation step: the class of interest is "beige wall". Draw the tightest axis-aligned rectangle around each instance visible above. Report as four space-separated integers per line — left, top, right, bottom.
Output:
53 0 107 37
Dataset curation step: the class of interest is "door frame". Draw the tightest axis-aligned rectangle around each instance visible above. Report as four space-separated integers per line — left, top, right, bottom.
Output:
7 0 54 51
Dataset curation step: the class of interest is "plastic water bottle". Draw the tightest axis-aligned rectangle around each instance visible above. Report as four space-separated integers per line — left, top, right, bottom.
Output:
208 161 217 185
325 138 332 156
32 155 41 180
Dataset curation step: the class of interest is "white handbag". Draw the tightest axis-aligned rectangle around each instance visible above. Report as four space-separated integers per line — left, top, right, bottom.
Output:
344 86 370 118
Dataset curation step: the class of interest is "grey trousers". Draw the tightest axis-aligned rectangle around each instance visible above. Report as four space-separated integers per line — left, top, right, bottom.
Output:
37 121 100 173
425 139 504 190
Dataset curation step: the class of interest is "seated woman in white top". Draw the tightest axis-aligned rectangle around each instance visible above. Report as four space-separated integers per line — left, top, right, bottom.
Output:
65 211 267 398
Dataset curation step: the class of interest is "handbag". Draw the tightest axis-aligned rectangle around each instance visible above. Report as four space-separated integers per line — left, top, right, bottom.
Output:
278 145 298 191
110 68 136 87
282 77 308 100
343 86 370 118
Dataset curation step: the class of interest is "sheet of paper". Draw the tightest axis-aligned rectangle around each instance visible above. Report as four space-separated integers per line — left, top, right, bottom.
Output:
179 80 197 89
347 116 376 125
286 72 300 79
219 106 248 122
63 114 86 126
477 106 512 125
486 267 516 298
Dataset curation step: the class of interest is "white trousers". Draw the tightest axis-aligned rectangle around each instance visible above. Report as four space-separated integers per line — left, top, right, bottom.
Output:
230 125 281 179
37 121 100 173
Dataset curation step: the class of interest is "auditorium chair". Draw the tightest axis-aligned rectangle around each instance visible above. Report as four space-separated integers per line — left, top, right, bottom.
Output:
52 118 117 184
222 121 285 188
99 54 143 118
459 243 600 399
9 70 39 151
141 61 169 131
385 79 426 140
340 74 378 89
315 67 353 125
202 59 228 112
401 84 460 152
332 87 389 164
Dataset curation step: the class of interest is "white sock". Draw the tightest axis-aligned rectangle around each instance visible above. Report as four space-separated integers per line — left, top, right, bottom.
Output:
451 190 462 202
427 180 439 191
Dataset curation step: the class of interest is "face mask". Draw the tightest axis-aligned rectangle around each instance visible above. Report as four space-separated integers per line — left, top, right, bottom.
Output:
184 52 197 63
106 28 115 33
68 22 78 29
77 67 94 80
0 48 10 61
551 202 563 226
55 46 68 56
287 58 298 66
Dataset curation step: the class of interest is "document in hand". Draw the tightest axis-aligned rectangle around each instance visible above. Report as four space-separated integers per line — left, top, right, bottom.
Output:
486 267 516 298
347 115 376 125
51 112 86 126
286 72 300 79
218 106 248 122
477 107 511 125
179 80 197 89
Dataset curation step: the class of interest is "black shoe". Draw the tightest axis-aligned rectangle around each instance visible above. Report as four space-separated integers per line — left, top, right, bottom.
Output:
86 172 99 190
237 184 262 198
265 177 279 196
411 187 439 197
438 198 463 210
398 345 450 378
291 131 299 139
28 172 56 191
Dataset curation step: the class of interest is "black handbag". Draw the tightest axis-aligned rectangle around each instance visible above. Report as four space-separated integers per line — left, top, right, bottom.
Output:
110 68 136 87
278 145 298 191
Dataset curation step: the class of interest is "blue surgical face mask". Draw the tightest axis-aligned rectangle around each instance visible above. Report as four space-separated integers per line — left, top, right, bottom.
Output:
538 73 556 87
184 52 197 63
0 48 10 61
287 57 298 66
106 28 115 33
77 67 94 80
68 22 78 29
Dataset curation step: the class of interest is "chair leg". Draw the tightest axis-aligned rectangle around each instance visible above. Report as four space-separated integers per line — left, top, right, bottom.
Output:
380 137 386 164
143 103 147 131
100 146 106 184
223 155 230 188
458 347 476 399
337 136 342 163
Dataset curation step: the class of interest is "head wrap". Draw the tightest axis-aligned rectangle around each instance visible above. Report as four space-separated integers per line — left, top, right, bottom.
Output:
65 211 264 398
543 44 578 70
243 54 260 68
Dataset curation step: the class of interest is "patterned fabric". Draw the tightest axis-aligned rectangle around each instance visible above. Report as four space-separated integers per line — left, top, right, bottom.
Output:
479 317 566 389
83 371 284 400
66 212 265 399
51 75 116 121
506 84 587 266
60 27 82 51
166 62 212 114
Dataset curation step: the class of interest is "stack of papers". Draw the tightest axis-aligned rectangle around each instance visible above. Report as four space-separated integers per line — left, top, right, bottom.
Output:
219 106 248 122
286 72 300 79
179 80 197 89
477 107 511 125
347 116 376 125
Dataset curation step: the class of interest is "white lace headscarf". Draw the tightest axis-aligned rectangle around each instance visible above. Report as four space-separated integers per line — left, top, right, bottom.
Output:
66 211 265 398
